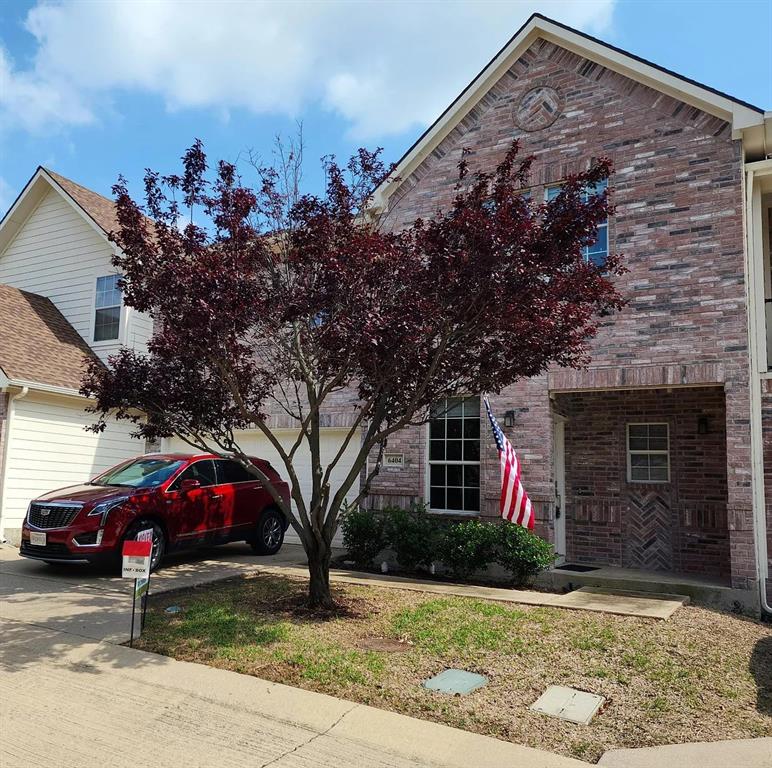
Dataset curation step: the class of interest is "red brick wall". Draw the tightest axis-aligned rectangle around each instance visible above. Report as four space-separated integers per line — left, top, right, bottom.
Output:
373 36 752 587
555 387 730 579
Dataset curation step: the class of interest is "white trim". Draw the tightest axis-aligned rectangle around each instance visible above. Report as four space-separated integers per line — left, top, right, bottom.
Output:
424 397 482 515
0 386 29 539
372 15 764 212
744 165 771 614
0 168 114 258
626 422 670 484
88 271 126 346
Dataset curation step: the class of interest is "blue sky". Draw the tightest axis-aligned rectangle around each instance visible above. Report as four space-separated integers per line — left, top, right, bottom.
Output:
1 0 770 215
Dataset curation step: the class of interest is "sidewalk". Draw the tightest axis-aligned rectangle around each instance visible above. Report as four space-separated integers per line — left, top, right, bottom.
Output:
0 617 585 768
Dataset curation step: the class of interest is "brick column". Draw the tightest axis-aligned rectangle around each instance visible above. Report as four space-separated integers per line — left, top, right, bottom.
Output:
725 371 757 589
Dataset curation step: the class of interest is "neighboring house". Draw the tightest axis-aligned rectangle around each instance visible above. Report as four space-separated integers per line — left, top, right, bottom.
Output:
0 169 151 544
362 14 772 610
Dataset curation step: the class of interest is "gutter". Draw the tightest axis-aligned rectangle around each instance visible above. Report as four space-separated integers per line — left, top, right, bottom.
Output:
744 166 772 616
0 385 29 543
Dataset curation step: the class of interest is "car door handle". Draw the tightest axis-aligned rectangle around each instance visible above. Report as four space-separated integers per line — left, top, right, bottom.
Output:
209 493 223 500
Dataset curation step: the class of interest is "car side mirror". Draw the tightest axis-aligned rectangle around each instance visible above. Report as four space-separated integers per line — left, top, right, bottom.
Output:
180 478 201 493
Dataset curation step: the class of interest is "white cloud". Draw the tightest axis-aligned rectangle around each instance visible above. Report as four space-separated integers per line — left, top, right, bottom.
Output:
1 0 616 140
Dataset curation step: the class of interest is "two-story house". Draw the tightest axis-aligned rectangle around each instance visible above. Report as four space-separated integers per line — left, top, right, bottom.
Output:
359 14 771 612
0 169 151 544
2 15 771 612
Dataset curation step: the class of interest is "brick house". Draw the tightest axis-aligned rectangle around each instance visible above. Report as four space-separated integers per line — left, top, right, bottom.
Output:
362 14 772 610
2 15 771 611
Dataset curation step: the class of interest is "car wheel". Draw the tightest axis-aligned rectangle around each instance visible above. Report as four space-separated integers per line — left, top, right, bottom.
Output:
123 519 166 572
250 509 284 555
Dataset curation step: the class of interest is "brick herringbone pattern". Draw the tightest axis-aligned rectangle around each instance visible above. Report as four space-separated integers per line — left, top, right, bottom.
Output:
625 491 673 571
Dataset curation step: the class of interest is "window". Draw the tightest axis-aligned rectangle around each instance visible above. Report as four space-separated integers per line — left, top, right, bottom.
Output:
627 424 669 483
545 179 608 266
169 460 217 490
428 396 480 513
94 274 122 341
92 457 185 488
215 459 257 484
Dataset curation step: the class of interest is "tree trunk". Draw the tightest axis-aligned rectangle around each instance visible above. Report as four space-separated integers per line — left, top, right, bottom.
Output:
307 544 335 609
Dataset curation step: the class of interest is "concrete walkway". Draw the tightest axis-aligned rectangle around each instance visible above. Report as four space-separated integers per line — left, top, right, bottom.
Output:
599 738 772 768
257 562 689 619
0 617 585 768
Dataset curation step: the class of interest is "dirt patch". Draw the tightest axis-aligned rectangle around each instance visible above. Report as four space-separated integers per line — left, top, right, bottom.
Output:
137 571 772 764
356 637 413 652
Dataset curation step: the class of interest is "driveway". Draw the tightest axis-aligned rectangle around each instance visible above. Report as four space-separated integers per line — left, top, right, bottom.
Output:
0 541 308 642
0 541 585 768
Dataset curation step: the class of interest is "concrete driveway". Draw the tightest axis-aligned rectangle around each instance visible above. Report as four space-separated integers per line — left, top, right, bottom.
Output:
0 541 587 768
0 541 307 642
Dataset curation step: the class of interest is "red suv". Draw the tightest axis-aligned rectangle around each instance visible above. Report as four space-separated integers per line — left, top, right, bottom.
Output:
19 453 291 571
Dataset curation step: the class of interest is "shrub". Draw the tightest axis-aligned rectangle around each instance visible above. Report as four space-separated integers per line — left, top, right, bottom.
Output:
437 520 498 580
496 522 556 586
383 505 440 571
341 508 386 569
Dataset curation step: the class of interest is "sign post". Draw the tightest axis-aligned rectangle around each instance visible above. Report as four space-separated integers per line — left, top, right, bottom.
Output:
122 529 153 646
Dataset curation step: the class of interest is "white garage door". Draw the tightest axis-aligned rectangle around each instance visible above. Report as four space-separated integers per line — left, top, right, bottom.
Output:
165 428 361 546
0 392 145 536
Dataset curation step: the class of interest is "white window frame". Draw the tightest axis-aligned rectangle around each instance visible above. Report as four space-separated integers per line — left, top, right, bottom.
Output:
90 272 125 345
626 422 670 484
425 395 481 516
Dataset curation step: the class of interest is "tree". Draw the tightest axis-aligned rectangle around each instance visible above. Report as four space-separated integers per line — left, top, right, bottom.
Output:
82 138 623 609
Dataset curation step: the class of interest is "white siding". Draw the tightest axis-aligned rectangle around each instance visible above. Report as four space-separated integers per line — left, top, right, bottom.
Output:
0 393 144 531
0 187 152 360
166 429 361 546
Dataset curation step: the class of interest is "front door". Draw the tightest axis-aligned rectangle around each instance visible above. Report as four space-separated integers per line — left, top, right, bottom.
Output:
553 417 567 564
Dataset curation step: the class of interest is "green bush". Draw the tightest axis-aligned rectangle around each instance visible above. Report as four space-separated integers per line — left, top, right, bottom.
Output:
341 508 387 569
384 505 440 571
496 522 556 586
437 520 498 580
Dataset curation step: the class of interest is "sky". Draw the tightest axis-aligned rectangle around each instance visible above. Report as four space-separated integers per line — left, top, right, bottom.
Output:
0 0 770 216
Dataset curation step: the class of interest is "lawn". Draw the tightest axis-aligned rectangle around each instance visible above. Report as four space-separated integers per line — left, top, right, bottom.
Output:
136 573 772 763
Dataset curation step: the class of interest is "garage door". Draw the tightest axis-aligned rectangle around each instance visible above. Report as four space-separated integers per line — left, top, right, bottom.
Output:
165 429 361 546
0 392 145 537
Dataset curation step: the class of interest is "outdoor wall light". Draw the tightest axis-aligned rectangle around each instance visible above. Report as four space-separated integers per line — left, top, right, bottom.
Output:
504 410 516 428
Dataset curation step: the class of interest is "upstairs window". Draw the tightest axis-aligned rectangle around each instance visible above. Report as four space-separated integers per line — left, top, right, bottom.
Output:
94 274 122 342
546 178 608 266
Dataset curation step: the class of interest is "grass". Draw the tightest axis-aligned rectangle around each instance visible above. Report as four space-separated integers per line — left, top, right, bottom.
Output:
136 573 772 763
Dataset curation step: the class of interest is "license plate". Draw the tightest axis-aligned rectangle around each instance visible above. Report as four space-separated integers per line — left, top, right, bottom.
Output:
29 531 46 547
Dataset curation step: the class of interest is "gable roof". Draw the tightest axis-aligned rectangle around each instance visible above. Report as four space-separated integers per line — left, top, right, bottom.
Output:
0 167 120 257
373 13 769 210
0 283 99 392
44 169 121 235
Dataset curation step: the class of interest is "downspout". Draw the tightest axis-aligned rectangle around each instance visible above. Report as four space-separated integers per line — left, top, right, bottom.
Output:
744 167 772 615
0 386 29 543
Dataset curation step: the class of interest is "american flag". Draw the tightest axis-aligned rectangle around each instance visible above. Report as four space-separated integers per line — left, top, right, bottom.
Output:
483 396 534 529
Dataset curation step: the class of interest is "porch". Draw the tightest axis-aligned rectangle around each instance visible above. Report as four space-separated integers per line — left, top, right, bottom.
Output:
537 563 758 612
550 386 734 589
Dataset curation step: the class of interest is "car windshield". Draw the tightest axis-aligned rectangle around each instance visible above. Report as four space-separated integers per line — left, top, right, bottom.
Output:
92 458 186 488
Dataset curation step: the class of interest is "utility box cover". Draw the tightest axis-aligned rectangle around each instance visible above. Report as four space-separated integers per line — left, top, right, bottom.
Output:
423 669 488 695
530 685 605 724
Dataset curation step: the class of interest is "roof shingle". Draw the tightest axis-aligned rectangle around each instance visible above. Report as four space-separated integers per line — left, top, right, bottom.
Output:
44 169 120 236
0 283 99 391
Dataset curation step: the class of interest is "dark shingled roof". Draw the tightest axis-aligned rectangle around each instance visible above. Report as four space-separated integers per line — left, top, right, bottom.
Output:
0 283 98 391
